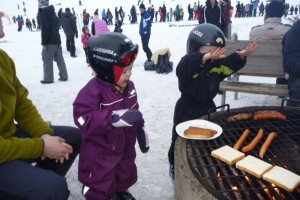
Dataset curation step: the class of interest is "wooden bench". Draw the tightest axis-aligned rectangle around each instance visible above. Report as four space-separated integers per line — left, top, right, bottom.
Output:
219 39 289 108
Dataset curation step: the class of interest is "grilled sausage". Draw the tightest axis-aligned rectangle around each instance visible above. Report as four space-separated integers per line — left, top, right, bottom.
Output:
227 113 253 123
233 129 251 150
259 132 278 158
253 110 287 121
242 129 264 153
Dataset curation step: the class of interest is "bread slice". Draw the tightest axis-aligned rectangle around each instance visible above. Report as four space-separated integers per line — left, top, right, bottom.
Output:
211 145 245 165
263 166 300 192
236 155 273 178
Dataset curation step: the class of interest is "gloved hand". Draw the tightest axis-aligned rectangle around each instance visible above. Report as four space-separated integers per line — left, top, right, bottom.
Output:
137 127 149 153
112 109 143 127
75 33 78 39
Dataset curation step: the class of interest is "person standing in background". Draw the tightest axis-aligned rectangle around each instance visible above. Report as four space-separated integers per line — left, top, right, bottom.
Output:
220 0 233 38
38 0 68 84
61 7 78 58
81 26 91 65
200 0 224 30
139 3 153 64
259 2 265 17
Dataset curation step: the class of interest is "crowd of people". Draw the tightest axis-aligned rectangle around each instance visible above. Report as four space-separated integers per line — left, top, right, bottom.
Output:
1 0 300 199
235 0 299 18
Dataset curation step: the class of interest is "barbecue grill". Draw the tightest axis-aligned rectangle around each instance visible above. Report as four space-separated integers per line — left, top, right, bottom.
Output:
175 105 300 200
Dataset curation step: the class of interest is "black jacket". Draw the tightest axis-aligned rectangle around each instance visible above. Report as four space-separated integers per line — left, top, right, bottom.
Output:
176 52 246 105
283 20 300 104
38 5 61 45
61 11 78 36
200 3 223 30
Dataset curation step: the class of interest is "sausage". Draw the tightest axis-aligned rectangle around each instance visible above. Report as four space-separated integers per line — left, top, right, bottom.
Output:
233 129 251 150
184 126 217 138
253 110 287 121
259 132 278 158
242 129 264 153
227 113 253 122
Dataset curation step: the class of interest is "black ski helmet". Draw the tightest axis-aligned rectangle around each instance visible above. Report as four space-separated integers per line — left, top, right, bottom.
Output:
87 32 138 83
186 23 225 54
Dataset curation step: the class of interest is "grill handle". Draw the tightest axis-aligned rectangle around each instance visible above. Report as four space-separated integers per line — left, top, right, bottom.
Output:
281 98 300 107
208 104 230 120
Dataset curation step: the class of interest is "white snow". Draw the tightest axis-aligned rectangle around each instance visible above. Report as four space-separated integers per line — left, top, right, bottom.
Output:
0 0 299 199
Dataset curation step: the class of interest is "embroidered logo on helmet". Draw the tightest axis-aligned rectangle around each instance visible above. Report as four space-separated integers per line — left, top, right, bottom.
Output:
216 37 224 45
93 47 117 56
192 30 203 37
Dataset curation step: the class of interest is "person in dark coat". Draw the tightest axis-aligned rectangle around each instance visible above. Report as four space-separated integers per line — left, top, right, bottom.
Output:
130 5 137 23
32 18 36 29
61 7 78 57
38 0 68 84
200 0 224 30
283 20 300 106
115 7 119 21
167 24 257 179
57 8 63 25
259 2 265 16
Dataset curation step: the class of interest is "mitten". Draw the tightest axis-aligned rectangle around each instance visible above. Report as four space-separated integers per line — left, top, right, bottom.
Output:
137 127 149 153
112 109 143 127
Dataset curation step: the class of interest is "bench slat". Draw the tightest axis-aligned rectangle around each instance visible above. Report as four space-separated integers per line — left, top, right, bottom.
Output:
226 40 284 77
220 81 289 96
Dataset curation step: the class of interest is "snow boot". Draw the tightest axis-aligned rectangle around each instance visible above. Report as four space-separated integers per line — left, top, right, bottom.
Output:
115 190 136 200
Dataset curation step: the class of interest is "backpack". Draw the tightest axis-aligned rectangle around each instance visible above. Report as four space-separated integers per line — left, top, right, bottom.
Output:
155 53 173 74
144 48 173 74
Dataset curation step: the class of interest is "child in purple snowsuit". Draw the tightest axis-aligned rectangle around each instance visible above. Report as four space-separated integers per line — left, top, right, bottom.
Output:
73 32 149 200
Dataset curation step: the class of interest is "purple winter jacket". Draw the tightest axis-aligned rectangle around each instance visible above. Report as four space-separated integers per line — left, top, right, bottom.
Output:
73 77 143 198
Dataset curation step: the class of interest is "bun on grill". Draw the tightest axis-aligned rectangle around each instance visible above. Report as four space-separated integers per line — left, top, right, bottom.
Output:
236 155 273 178
211 145 245 165
263 166 300 192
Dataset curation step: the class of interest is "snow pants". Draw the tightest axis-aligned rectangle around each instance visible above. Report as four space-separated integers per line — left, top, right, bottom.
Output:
0 125 81 200
42 44 68 82
66 35 76 57
141 35 153 61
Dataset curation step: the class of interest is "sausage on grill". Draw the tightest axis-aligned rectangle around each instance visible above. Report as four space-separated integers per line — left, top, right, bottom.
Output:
242 129 264 153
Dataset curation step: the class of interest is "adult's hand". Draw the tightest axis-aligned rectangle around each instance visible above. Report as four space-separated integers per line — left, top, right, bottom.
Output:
41 134 73 162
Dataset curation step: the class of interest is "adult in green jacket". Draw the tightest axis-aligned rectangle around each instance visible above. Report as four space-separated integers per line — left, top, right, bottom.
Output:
0 11 81 200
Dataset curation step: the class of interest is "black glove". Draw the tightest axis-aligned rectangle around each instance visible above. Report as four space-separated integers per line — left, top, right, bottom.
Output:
75 33 78 39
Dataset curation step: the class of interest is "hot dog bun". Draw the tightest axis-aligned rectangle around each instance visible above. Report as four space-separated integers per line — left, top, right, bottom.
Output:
184 126 217 138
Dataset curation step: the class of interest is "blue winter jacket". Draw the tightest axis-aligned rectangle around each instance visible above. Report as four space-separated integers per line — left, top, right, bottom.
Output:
139 10 152 36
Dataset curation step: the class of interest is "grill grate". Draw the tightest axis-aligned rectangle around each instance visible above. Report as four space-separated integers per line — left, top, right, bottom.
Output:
186 106 300 200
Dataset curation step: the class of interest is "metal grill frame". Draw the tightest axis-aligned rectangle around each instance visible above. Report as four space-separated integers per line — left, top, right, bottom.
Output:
186 106 300 200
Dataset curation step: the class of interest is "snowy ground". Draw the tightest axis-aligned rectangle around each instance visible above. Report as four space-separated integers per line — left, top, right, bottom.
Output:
0 0 299 199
